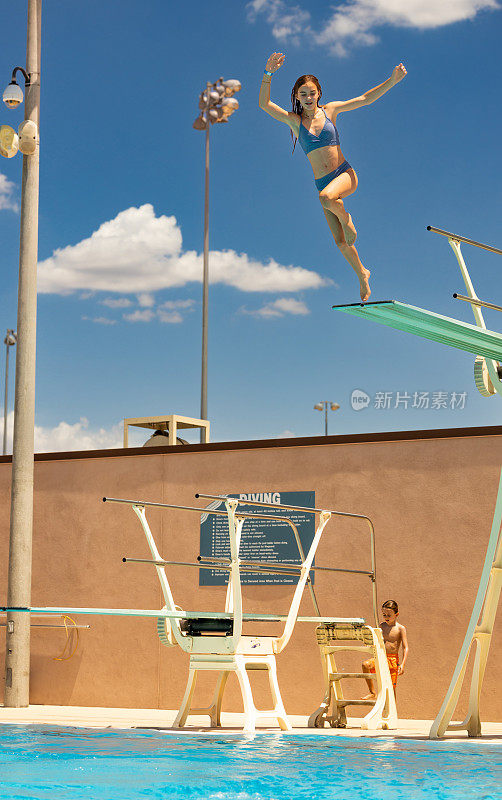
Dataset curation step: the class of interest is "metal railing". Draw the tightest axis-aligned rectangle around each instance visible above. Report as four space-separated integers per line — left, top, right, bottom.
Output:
453 293 502 314
427 226 502 255
197 493 378 623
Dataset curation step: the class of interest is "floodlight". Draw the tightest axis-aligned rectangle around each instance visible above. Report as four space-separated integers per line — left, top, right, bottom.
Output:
221 97 239 116
222 79 241 97
193 115 207 130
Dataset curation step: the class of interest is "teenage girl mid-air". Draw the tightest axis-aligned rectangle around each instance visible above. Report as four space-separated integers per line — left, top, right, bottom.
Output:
259 53 407 302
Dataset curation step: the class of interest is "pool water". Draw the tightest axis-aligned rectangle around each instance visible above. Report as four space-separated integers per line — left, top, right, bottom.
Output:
0 725 500 800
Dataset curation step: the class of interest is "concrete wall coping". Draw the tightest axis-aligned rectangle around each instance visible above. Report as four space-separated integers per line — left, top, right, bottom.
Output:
0 424 501 464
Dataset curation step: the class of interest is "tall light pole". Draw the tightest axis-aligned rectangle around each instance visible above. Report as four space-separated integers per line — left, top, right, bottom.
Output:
193 77 241 441
314 401 340 436
3 330 17 455
2 0 42 707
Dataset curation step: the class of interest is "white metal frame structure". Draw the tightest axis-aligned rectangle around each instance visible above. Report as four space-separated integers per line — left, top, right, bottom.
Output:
2 493 386 733
334 225 502 738
427 228 502 738
430 468 502 738
107 493 379 733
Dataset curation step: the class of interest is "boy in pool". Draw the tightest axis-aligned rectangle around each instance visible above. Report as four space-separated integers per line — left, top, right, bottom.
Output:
362 600 408 698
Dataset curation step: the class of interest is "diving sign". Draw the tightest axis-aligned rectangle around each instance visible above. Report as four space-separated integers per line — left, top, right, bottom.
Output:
199 491 315 586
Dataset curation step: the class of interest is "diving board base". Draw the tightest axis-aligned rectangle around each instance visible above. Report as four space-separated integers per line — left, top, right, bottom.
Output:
173 653 291 734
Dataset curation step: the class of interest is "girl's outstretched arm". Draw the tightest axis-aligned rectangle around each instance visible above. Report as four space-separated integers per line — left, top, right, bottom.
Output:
259 52 296 128
330 63 407 114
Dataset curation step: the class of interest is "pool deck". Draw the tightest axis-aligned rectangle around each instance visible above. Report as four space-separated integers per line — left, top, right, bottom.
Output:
1 705 501 740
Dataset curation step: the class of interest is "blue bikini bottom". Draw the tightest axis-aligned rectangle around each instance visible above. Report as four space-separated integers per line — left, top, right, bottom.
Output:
314 161 352 192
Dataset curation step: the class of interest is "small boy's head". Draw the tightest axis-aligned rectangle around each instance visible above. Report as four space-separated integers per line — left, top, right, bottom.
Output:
382 600 399 623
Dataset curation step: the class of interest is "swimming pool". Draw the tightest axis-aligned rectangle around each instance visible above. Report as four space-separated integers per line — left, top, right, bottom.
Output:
0 725 500 800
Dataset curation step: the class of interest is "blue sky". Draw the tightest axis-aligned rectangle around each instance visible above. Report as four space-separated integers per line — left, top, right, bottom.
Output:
0 0 501 450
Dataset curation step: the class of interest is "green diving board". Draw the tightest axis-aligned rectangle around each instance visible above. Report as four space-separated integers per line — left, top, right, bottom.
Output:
0 606 365 625
332 300 502 361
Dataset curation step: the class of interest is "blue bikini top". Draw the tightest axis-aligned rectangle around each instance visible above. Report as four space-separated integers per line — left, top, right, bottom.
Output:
298 108 340 155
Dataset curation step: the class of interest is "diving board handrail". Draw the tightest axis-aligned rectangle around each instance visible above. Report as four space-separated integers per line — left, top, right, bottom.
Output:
453 294 502 315
104 495 331 652
196 493 378 625
275 509 331 652
105 494 321 620
103 496 285 523
125 556 313 578
427 226 502 256
429 227 502 396
198 555 374 577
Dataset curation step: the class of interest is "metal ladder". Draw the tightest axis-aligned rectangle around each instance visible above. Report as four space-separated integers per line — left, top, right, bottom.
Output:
308 623 398 730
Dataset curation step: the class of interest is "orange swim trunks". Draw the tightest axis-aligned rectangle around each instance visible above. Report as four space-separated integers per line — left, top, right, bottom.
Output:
368 654 399 687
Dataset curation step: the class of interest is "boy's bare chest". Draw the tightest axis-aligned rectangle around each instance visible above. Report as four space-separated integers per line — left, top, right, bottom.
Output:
381 623 401 644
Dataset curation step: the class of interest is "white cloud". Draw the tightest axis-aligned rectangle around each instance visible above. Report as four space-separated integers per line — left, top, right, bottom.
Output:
241 296 310 318
37 204 327 296
123 309 155 322
157 309 183 324
248 0 500 55
247 0 311 43
137 292 155 307
160 299 195 310
0 173 19 212
157 299 196 324
276 429 296 438
123 298 195 324
101 297 132 308
82 315 117 325
0 412 123 453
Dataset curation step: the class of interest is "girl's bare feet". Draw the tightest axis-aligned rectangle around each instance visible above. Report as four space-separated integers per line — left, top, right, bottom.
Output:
342 213 357 246
361 692 376 701
359 268 371 302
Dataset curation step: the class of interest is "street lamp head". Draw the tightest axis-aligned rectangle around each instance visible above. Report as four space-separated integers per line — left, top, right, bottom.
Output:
313 403 323 411
222 79 241 97
330 403 340 411
3 80 24 109
4 331 17 346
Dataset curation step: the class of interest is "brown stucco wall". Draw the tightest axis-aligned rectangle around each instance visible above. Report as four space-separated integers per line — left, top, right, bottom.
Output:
1 428 501 721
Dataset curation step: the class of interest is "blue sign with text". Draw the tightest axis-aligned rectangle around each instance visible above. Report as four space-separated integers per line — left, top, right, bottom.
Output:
199 491 315 586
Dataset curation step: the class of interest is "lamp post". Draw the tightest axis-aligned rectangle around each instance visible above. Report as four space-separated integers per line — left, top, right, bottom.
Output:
314 401 340 436
2 0 42 708
3 330 17 455
193 77 241 441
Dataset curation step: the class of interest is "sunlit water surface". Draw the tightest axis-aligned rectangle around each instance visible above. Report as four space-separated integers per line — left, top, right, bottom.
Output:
0 725 501 799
